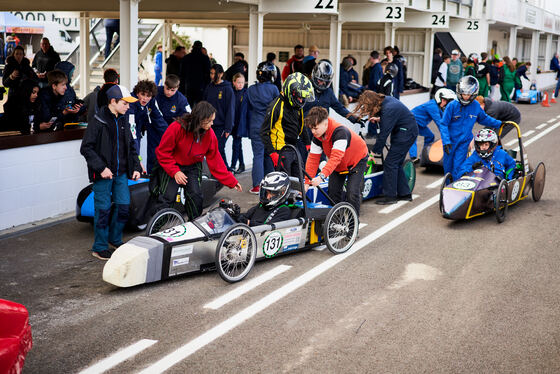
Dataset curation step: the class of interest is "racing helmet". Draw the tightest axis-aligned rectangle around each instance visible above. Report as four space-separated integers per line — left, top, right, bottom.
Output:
311 60 334 92
386 62 399 78
259 171 290 209
434 88 457 105
456 75 479 105
467 53 480 64
474 128 498 159
257 61 277 83
282 72 315 108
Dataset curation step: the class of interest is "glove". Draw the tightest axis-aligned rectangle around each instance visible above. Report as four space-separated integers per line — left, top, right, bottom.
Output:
270 152 279 167
357 118 367 128
472 161 483 170
444 144 452 155
305 144 310 152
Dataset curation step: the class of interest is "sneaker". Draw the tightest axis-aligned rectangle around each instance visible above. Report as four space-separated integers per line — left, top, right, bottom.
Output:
375 196 398 205
108 242 123 254
410 157 420 164
235 164 246 174
397 194 413 201
91 250 112 260
249 186 260 194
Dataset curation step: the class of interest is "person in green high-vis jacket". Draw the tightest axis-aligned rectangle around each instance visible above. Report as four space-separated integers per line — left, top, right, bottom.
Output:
500 56 516 102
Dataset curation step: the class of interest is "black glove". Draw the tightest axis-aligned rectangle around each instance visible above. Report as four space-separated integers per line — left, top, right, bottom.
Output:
472 161 483 170
444 144 452 155
357 118 367 128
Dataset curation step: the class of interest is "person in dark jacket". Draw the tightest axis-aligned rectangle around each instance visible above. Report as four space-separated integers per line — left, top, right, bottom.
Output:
155 74 190 125
266 52 283 93
165 46 185 77
377 62 397 97
37 69 82 131
551 53 560 99
382 46 404 99
203 64 235 169
224 52 249 83
513 62 531 100
431 48 443 87
367 51 383 92
352 91 419 204
104 19 120 58
339 56 361 106
82 68 119 123
80 84 141 260
2 46 38 99
0 79 42 134
476 96 521 137
54 61 86 118
179 40 211 105
231 73 247 174
281 44 305 81
32 38 61 87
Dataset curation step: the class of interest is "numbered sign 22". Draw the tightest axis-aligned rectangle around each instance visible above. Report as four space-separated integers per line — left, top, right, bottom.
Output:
315 0 335 9
385 5 404 21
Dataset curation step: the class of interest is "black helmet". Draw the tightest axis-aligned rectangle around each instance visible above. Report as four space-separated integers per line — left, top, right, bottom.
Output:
260 171 290 209
257 61 277 83
467 53 480 64
386 62 398 78
282 72 315 108
474 129 498 159
311 60 334 92
456 75 479 105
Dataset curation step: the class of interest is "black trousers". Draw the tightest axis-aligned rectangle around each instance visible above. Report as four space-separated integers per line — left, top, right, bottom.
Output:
153 163 203 220
278 147 303 178
328 156 368 216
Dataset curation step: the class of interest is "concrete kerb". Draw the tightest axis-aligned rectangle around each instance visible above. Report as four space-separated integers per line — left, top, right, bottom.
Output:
0 212 75 241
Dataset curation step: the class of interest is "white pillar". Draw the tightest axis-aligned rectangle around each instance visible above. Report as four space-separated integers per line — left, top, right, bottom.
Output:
120 0 139 90
530 30 540 76
79 12 91 98
227 25 234 67
384 23 395 47
248 5 264 84
423 28 434 88
162 20 173 78
545 33 553 71
329 15 342 97
508 26 518 59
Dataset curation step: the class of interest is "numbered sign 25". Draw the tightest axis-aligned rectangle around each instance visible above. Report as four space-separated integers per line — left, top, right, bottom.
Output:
385 5 404 21
466 20 479 31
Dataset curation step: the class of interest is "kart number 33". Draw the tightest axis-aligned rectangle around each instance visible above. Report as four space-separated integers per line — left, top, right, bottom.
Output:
263 231 283 257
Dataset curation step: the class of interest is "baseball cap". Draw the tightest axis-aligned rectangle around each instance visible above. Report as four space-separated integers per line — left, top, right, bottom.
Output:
451 49 460 55
106 85 138 103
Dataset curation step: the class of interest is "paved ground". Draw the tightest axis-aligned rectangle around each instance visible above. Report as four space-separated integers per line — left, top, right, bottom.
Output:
1 101 560 373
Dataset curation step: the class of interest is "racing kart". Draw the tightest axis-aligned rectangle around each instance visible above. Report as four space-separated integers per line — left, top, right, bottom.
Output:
102 145 359 287
439 122 545 223
420 138 444 169
515 86 542 104
75 161 223 231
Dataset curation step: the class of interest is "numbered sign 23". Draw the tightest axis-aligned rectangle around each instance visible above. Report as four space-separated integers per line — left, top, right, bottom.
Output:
385 4 404 21
263 231 283 258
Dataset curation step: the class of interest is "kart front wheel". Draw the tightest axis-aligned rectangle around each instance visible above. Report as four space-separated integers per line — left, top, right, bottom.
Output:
324 202 358 254
494 179 508 223
403 160 416 193
531 162 545 202
439 173 453 214
215 224 257 283
145 208 185 236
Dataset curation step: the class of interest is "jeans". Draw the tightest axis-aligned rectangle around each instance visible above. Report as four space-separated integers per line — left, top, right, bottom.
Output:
231 135 244 169
328 157 368 215
250 126 273 188
92 173 130 252
555 78 560 98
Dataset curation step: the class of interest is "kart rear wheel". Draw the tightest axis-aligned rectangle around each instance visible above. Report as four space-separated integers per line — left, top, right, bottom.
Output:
324 202 358 254
531 162 546 202
439 173 453 214
403 160 416 193
145 208 185 236
215 224 257 283
494 179 508 223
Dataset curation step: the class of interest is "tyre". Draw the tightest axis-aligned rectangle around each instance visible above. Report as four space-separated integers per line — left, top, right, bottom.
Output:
494 179 508 223
403 160 416 193
323 202 359 254
531 162 545 202
215 224 257 283
439 173 453 214
145 208 185 236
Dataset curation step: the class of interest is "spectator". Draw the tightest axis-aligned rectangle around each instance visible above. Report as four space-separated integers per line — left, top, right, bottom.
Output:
393 45 407 84
266 52 282 93
382 46 403 99
477 52 491 98
447 49 463 89
4 35 17 59
37 69 82 131
431 48 443 88
231 73 247 174
203 64 235 170
224 52 249 83
154 45 163 86
104 19 120 59
339 56 361 106
245 62 279 193
489 58 501 99
432 54 450 97
512 61 530 101
32 38 61 87
281 44 305 81
302 45 320 76
82 68 120 123
179 40 211 105
367 51 383 92
53 61 86 119
80 85 141 260
377 62 397 96
499 56 516 102
0 35 4 65
2 46 37 99
307 45 320 60
464 53 479 77
551 53 560 99
204 49 217 66
165 46 185 77
0 79 42 134
155 74 191 126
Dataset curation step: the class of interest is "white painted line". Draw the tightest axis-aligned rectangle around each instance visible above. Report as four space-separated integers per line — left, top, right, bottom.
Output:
426 177 444 189
79 339 157 374
204 265 292 310
379 194 420 214
505 139 518 147
524 122 560 146
358 223 368 229
556 114 560 118
536 123 549 129
547 118 556 123
523 130 535 137
137 195 440 374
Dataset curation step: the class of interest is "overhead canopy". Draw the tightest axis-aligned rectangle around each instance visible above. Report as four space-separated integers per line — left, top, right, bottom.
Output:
0 12 44 34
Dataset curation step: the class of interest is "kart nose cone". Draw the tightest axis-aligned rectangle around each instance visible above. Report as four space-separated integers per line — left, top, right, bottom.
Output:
441 189 473 219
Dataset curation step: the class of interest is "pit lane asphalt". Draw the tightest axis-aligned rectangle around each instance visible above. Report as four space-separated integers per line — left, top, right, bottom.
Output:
1 102 560 374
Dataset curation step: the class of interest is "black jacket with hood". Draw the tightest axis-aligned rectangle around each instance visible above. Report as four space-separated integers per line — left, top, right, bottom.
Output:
2 55 38 98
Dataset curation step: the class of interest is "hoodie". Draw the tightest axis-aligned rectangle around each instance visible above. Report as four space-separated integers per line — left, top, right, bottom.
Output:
2 56 37 98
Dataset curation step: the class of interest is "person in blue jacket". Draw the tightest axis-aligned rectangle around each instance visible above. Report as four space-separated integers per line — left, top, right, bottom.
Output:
154 45 162 86
551 53 560 99
231 72 248 174
458 128 516 180
352 91 418 204
203 64 235 169
408 88 457 161
367 51 383 92
245 62 280 193
339 56 362 106
440 76 502 181
155 74 191 126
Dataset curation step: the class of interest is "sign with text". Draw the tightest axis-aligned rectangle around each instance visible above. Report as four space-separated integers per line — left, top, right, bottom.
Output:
450 18 481 32
261 0 338 14
340 2 405 23
398 12 448 28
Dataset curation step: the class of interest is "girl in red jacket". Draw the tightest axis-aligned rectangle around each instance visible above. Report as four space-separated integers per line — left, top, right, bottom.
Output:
155 101 242 219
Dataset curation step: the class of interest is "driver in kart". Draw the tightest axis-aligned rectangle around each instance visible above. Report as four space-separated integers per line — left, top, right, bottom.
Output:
237 171 292 226
458 129 516 180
